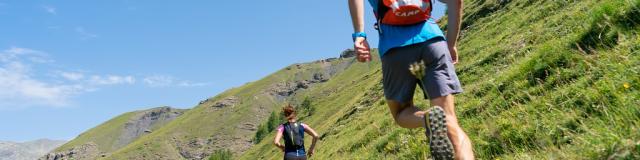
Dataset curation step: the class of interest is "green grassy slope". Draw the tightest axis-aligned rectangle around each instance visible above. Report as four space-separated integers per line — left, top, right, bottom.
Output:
241 0 640 159
105 57 359 159
54 107 187 156
54 111 136 153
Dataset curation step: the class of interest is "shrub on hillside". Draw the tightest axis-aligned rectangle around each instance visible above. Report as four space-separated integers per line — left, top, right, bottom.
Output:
300 96 315 116
253 111 284 144
208 149 232 160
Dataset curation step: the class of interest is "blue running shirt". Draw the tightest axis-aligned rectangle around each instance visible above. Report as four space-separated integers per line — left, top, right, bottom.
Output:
368 0 446 56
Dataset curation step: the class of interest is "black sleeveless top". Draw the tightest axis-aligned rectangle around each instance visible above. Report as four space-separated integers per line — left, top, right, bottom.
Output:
282 122 305 152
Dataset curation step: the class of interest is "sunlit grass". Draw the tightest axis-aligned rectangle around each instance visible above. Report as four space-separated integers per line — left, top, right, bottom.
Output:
241 0 639 159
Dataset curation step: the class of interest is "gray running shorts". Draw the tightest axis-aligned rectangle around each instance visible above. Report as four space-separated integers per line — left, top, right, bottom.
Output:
381 37 463 103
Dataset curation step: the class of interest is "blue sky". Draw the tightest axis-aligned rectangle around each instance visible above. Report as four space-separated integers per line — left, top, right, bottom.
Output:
0 0 446 142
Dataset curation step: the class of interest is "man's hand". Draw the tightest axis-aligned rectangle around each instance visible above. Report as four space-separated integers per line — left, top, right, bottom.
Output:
354 37 371 62
349 0 370 62
449 45 459 64
443 0 463 65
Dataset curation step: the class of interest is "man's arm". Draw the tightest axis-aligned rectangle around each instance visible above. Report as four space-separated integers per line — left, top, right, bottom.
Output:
443 0 463 64
348 0 365 32
348 0 371 62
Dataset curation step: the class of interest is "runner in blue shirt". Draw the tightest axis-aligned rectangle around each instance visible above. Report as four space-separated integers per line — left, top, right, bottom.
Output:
348 0 474 159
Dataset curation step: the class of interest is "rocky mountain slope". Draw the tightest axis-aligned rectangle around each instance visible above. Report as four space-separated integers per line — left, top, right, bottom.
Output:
44 52 359 160
0 139 66 160
104 54 358 160
42 106 186 160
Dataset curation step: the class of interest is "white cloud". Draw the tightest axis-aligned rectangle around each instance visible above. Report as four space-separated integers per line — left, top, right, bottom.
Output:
177 81 210 87
143 75 210 88
0 47 53 63
143 75 173 87
75 27 98 40
0 47 210 109
42 5 56 15
59 72 84 81
0 49 84 108
0 47 134 109
2 47 38 61
89 75 135 85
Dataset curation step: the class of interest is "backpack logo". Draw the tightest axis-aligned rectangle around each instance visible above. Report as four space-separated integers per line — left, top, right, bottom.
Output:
379 0 432 25
395 9 421 17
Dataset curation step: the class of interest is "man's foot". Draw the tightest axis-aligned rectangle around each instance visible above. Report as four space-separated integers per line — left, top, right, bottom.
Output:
424 106 454 160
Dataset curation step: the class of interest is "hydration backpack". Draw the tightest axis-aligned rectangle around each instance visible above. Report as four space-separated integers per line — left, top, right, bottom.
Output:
376 0 434 25
282 122 305 151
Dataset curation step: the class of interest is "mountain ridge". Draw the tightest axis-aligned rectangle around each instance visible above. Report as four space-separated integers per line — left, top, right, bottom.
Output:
0 139 66 160
104 54 360 159
42 106 187 160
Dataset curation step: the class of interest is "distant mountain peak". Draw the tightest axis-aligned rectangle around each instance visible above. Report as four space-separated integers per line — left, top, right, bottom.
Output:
0 139 66 160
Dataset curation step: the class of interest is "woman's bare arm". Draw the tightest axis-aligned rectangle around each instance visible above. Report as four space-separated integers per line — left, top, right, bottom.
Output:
303 124 319 157
273 129 284 152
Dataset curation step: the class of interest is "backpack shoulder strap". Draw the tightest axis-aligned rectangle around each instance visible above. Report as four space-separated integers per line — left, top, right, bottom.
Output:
430 0 434 18
297 122 304 133
375 0 389 33
376 0 389 21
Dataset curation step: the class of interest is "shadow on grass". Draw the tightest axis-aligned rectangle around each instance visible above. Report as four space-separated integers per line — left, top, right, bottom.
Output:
460 0 513 30
575 1 640 54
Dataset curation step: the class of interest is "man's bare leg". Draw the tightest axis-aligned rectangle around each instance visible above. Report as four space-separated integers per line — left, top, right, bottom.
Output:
386 97 473 159
386 99 425 129
431 95 474 160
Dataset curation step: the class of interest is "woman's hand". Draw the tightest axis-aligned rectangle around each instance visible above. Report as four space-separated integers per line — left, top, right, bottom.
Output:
308 149 315 157
303 124 320 158
276 143 284 152
354 37 371 62
274 128 285 152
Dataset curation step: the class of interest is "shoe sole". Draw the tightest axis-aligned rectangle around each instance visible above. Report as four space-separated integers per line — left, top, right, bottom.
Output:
425 106 454 160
